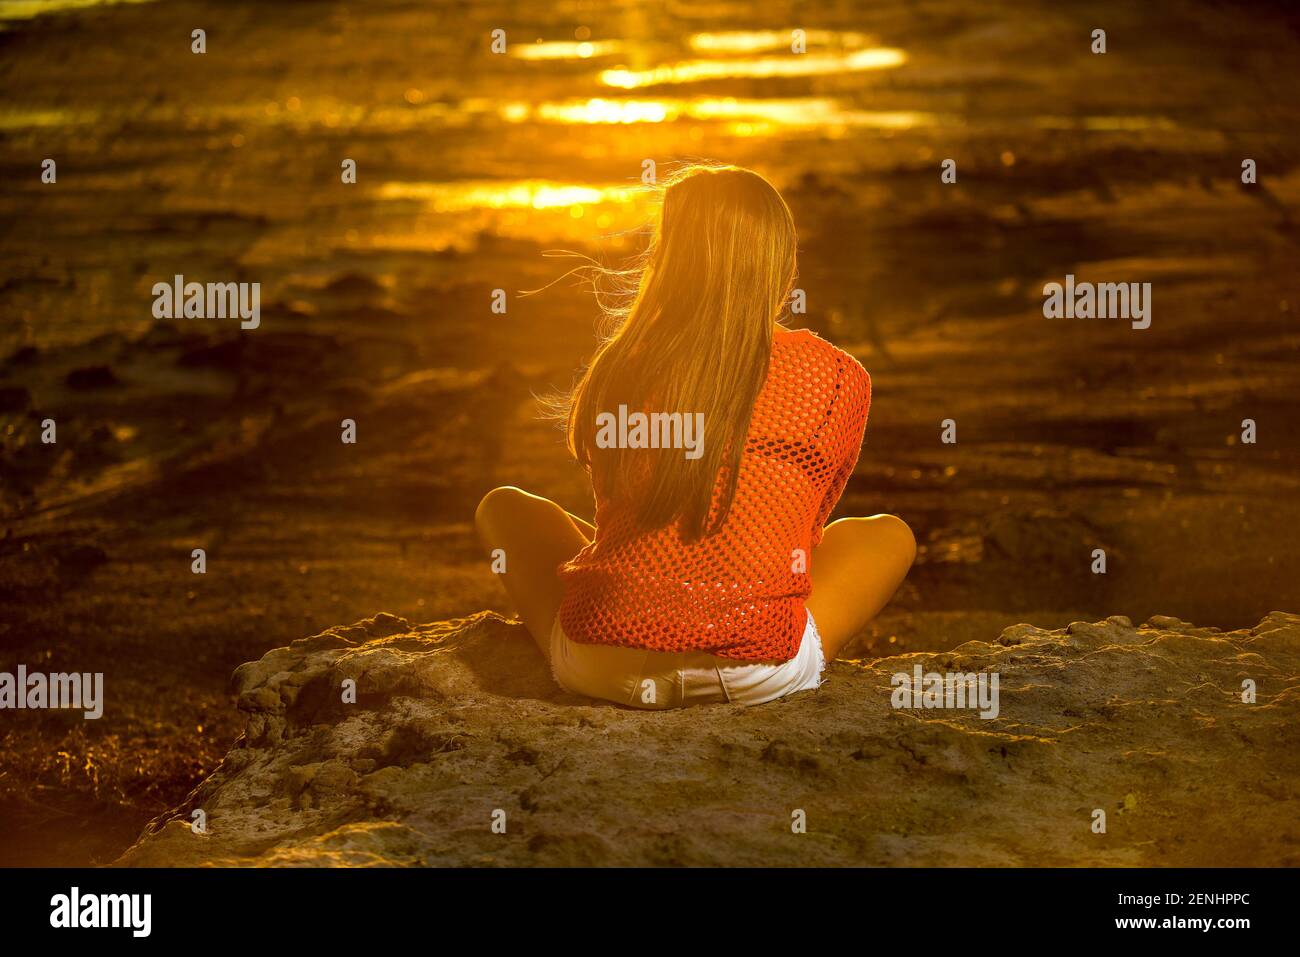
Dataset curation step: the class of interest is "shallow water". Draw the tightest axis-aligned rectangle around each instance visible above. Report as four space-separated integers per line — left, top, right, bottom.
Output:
5 0 1287 350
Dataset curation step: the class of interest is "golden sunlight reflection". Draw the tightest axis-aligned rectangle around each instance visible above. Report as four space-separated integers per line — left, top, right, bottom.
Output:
0 0 153 19
376 179 646 212
601 47 907 88
367 178 656 249
530 98 671 124
511 40 625 60
688 30 874 53
500 96 944 131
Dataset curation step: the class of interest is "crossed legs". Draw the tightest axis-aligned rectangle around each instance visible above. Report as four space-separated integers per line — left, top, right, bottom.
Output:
473 485 915 663
473 486 592 664
804 514 916 660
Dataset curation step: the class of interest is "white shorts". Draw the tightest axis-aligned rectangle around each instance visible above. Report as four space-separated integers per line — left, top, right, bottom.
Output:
549 611 826 709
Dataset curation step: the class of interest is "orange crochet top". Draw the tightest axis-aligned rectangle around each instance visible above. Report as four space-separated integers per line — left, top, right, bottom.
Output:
557 327 871 661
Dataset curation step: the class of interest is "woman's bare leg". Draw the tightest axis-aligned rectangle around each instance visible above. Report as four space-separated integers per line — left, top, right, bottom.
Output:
806 515 916 661
474 486 592 662
565 511 596 540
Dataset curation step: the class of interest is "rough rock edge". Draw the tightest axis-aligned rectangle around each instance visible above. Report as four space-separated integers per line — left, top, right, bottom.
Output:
115 610 1300 867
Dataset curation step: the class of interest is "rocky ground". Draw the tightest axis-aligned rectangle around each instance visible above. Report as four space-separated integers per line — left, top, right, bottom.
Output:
117 609 1300 867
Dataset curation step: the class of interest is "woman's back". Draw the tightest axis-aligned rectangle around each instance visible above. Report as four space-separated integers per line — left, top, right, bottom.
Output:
558 326 871 661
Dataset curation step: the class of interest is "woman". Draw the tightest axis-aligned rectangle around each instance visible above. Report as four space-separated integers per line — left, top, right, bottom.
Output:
476 163 915 708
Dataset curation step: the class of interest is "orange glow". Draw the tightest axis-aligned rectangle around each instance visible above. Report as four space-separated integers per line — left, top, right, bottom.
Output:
532 98 671 124
498 96 943 131
688 30 874 53
511 40 624 60
601 47 906 88
376 179 644 211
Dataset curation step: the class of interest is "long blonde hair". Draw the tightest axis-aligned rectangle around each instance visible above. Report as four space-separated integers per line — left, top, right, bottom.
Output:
566 163 798 540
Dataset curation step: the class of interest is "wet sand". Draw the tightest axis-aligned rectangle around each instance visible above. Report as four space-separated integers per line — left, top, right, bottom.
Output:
1 0 1299 865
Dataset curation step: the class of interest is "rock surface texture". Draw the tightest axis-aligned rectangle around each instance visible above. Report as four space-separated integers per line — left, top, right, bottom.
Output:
117 610 1300 866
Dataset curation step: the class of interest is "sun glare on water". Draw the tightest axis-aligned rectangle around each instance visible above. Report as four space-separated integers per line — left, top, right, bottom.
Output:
377 180 645 212
511 40 625 60
600 49 907 88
